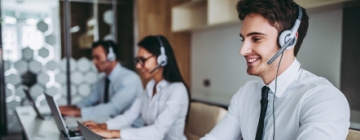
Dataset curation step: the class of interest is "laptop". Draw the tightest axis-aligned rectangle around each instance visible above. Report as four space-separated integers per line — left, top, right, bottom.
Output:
23 89 51 120
44 93 84 140
77 121 121 140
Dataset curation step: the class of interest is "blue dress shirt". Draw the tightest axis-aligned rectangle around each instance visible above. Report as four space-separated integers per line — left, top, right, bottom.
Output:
76 63 143 118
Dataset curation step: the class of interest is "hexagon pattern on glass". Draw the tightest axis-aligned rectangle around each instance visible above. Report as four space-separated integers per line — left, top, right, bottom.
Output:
29 84 44 98
71 72 84 85
46 60 58 71
37 73 50 86
14 60 28 74
45 34 56 45
85 72 97 84
29 60 42 74
4 61 11 72
6 74 21 85
15 85 27 98
77 57 90 72
36 20 48 32
46 86 59 96
38 47 50 58
6 85 13 98
61 57 76 72
22 47 34 60
62 85 77 96
78 84 91 97
7 99 20 110
55 72 66 84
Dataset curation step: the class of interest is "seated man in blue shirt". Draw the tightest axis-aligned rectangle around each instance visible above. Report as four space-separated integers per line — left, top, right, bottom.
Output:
201 0 350 140
59 40 143 118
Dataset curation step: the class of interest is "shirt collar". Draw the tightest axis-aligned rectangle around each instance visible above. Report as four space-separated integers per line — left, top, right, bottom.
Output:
146 79 170 97
259 58 301 98
107 63 122 82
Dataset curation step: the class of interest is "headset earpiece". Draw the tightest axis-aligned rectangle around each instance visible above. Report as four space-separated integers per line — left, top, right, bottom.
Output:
106 41 116 61
156 36 168 66
278 30 297 50
267 5 302 65
149 36 168 74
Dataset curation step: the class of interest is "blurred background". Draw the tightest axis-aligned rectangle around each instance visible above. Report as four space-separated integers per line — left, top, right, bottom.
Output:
1 0 360 139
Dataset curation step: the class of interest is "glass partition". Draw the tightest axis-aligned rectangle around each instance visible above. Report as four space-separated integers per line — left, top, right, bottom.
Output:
1 0 134 135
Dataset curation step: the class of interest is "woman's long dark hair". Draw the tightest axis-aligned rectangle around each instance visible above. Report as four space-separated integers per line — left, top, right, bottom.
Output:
137 35 191 121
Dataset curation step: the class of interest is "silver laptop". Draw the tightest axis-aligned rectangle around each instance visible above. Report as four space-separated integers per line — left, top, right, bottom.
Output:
77 121 121 140
44 93 84 140
23 89 51 120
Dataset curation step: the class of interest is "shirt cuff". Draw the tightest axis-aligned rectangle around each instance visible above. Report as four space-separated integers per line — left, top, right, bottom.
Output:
106 119 117 130
80 107 90 118
120 128 132 140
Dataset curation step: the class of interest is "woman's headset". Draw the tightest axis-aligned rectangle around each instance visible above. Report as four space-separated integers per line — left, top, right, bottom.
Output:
149 36 168 74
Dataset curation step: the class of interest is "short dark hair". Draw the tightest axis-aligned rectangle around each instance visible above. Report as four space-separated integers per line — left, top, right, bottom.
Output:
236 0 309 56
91 40 120 60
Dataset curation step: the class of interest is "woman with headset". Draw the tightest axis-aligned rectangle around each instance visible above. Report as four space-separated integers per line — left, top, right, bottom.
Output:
82 35 191 140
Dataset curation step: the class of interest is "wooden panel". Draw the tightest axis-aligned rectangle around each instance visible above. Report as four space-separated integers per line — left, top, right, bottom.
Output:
137 0 191 88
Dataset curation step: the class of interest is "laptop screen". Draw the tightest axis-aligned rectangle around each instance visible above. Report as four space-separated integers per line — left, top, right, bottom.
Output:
23 89 44 119
44 93 70 138
77 121 103 140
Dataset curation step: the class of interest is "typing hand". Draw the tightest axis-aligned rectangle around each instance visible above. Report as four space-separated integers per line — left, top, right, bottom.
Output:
91 128 120 139
82 121 107 129
59 105 81 117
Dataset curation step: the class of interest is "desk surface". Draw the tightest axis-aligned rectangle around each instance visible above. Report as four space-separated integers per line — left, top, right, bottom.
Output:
15 106 63 140
15 106 109 140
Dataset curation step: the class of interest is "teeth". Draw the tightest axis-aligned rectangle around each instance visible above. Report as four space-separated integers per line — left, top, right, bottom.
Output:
247 58 258 63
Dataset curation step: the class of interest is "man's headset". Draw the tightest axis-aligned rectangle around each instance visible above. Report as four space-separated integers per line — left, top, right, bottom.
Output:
100 41 116 65
267 5 303 65
149 36 168 74
268 5 303 140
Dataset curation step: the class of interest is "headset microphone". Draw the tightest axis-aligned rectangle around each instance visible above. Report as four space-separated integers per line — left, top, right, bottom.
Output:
149 36 168 74
150 64 161 74
267 5 302 65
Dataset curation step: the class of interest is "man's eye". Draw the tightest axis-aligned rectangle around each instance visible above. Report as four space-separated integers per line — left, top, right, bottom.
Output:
253 37 261 42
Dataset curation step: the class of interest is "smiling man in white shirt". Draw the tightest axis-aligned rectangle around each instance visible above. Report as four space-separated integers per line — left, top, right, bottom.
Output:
201 0 350 140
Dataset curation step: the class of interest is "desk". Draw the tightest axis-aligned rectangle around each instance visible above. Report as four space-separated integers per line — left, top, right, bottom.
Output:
15 106 62 140
15 106 109 140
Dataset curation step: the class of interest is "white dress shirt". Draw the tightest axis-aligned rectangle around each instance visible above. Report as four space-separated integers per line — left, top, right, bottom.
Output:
76 63 143 118
106 79 189 140
201 59 350 140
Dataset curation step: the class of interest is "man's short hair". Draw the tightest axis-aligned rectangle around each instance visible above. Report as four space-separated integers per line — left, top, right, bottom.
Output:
91 40 119 60
236 0 309 56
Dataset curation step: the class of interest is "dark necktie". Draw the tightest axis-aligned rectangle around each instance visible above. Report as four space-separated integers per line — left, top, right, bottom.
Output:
255 86 270 140
104 77 110 103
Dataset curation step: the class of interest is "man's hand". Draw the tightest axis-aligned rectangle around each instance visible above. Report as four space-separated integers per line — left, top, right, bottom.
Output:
59 105 81 117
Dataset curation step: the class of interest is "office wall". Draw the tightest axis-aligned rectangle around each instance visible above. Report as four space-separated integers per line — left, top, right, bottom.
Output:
136 0 191 87
191 6 343 96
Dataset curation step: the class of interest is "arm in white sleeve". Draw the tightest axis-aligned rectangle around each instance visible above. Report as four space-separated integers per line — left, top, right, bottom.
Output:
296 87 350 140
200 93 243 140
76 79 102 108
120 84 189 140
81 76 143 118
106 92 145 129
